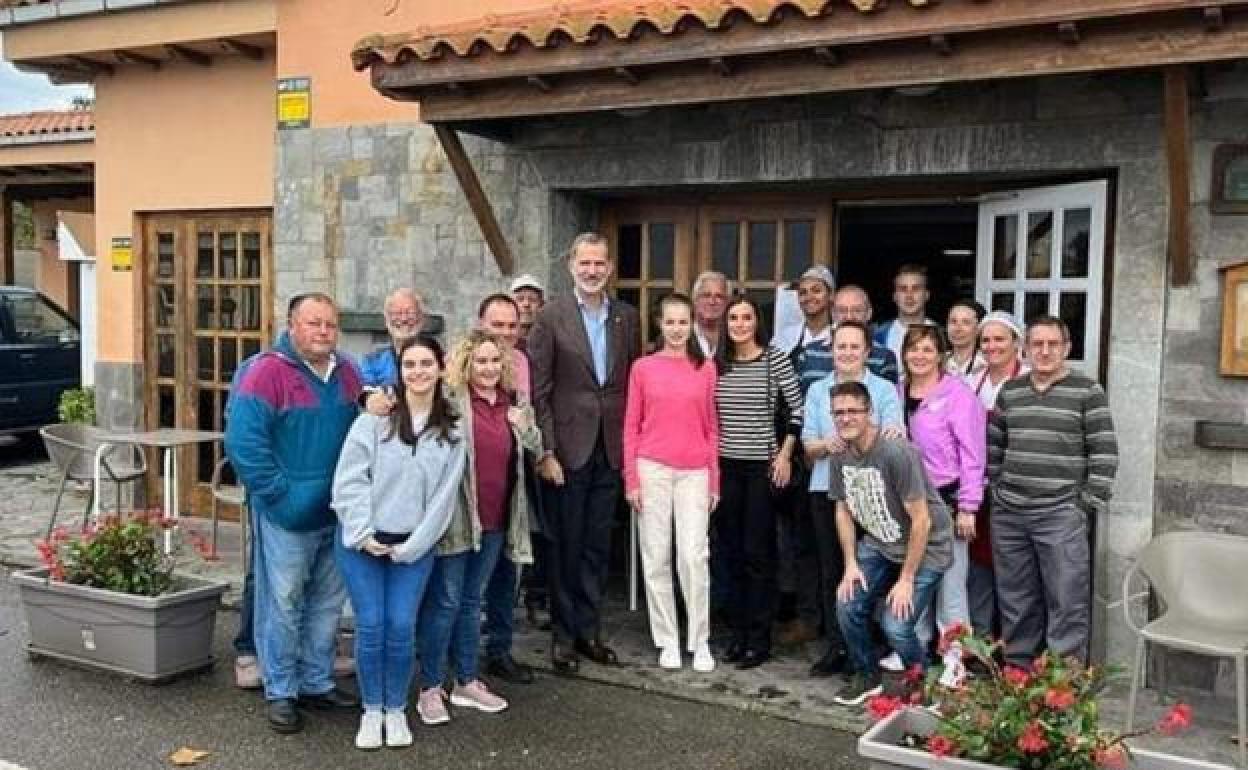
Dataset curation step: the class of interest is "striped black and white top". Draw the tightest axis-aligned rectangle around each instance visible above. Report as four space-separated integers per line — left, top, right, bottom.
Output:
715 346 803 462
987 372 1118 513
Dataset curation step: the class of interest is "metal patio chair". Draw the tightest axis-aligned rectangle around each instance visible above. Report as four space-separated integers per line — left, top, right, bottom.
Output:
1123 530 1248 768
209 457 248 561
39 423 147 539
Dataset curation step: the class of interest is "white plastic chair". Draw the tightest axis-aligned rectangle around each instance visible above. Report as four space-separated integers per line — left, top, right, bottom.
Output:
39 423 146 538
209 457 248 561
1123 531 1248 768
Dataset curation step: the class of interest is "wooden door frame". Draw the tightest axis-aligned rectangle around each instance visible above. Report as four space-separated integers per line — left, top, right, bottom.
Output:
137 208 274 518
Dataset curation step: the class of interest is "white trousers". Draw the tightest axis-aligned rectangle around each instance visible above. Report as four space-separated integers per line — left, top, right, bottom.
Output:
636 458 711 652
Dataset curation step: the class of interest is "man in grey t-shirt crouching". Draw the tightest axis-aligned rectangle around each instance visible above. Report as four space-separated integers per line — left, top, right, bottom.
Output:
826 381 953 707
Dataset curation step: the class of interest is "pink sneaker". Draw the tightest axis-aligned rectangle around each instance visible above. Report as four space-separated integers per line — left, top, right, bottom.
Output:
450 679 508 713
417 688 449 726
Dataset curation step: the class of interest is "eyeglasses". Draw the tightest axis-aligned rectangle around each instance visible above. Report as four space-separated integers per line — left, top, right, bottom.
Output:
832 408 869 418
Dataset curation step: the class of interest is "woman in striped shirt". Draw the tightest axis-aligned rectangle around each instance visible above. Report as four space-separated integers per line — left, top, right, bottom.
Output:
712 296 803 669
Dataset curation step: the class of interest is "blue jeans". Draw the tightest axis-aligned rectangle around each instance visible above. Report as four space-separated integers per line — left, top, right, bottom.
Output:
234 511 257 657
482 552 517 661
335 537 434 711
837 542 944 677
253 514 347 701
418 531 504 688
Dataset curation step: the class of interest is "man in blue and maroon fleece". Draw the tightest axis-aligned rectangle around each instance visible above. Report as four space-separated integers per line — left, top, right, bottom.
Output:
225 292 362 734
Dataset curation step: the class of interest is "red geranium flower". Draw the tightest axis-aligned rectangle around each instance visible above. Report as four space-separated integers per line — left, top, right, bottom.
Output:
927 735 956 757
1017 721 1049 754
1157 702 1193 735
1094 743 1129 770
1045 686 1077 711
866 695 904 722
1003 665 1031 687
937 622 968 655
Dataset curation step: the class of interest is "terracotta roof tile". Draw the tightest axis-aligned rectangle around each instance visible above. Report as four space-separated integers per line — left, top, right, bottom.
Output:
353 0 933 68
0 1 54 7
0 110 94 139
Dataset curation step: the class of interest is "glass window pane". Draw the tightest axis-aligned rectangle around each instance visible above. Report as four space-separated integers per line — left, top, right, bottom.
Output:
746 288 776 339
196 232 215 278
1061 207 1091 279
157 232 175 278
157 335 175 378
784 221 813 281
991 292 1015 314
220 232 238 279
1060 292 1088 360
748 221 777 281
241 337 261 361
196 337 215 381
158 386 176 428
711 222 739 278
6 293 74 343
617 224 641 280
1223 156 1248 200
242 232 262 278
649 223 674 280
1024 291 1050 323
993 215 1017 280
197 388 216 479
196 286 215 329
221 338 239 383
220 286 239 331
1025 211 1053 279
156 284 175 328
240 286 261 331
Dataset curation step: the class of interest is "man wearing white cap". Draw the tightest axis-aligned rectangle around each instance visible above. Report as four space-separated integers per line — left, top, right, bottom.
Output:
510 274 546 348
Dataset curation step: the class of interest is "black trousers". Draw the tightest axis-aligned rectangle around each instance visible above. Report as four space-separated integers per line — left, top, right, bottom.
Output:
715 458 778 654
809 493 847 652
547 437 620 647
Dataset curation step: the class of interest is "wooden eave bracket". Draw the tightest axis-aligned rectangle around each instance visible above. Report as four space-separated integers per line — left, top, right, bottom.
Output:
166 44 212 67
1164 65 1193 286
116 50 161 70
432 124 515 276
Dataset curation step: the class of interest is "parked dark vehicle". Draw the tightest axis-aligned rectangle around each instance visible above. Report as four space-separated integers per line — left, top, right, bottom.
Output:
0 287 81 437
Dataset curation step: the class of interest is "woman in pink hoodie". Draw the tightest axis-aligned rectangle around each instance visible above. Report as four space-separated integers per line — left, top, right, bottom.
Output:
900 324 987 655
623 294 719 674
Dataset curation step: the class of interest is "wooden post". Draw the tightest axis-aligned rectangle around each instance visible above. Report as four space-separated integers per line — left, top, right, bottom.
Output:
1164 65 1193 287
433 124 515 275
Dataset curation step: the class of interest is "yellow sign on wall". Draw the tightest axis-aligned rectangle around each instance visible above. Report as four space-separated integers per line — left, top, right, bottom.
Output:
110 236 132 272
277 77 311 130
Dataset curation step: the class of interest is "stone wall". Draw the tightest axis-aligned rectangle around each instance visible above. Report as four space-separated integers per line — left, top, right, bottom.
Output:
1153 67 1248 696
275 70 1209 682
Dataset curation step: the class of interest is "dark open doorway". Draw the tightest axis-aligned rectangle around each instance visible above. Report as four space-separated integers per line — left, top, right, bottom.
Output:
836 203 978 325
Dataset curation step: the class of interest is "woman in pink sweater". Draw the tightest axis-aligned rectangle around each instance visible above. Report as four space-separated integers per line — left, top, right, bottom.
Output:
624 294 719 673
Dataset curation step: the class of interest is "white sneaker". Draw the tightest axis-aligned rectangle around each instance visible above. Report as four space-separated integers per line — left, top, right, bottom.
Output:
384 710 413 748
879 651 905 672
658 646 682 670
692 644 716 673
355 711 383 750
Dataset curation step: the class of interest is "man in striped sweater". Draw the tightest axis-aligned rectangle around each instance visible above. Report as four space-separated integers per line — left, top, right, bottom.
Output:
987 315 1118 667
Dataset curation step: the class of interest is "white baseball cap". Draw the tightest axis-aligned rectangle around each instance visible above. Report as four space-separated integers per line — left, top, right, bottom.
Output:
509 274 545 295
979 310 1023 340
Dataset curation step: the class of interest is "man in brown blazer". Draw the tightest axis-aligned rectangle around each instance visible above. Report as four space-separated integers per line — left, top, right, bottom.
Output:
528 232 642 673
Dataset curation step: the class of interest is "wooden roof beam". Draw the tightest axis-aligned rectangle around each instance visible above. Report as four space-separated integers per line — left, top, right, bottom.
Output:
1058 21 1081 44
613 66 640 85
929 34 954 55
220 39 265 61
432 125 515 276
115 50 161 70
166 45 212 67
1164 65 1193 286
68 56 113 76
709 57 735 75
1204 6 1226 30
813 45 840 65
526 75 554 93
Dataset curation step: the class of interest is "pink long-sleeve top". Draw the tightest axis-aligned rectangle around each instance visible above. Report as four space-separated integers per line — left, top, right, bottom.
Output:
623 352 720 497
904 373 987 512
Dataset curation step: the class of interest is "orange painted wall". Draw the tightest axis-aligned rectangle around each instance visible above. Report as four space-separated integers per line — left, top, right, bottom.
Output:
277 0 545 127
31 197 92 313
93 55 275 362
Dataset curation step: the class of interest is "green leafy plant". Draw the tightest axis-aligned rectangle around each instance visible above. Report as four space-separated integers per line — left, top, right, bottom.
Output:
57 386 96 425
35 512 177 597
867 625 1192 769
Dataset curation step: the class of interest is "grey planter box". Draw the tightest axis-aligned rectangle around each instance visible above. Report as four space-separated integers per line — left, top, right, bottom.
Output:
859 707 1232 770
12 566 228 683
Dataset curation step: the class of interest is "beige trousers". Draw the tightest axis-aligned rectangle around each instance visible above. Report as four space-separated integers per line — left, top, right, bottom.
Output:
636 458 711 652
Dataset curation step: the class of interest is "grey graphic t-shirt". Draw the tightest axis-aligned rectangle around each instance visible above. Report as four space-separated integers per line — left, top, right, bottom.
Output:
827 437 953 572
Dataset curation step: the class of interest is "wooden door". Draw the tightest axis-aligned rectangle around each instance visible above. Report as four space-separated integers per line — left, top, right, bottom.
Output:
142 211 273 517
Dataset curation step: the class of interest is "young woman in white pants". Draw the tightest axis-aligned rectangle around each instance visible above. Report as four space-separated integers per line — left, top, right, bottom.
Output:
623 294 719 673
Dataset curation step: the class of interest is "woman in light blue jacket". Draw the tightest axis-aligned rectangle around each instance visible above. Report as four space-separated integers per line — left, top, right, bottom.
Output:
331 335 466 751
